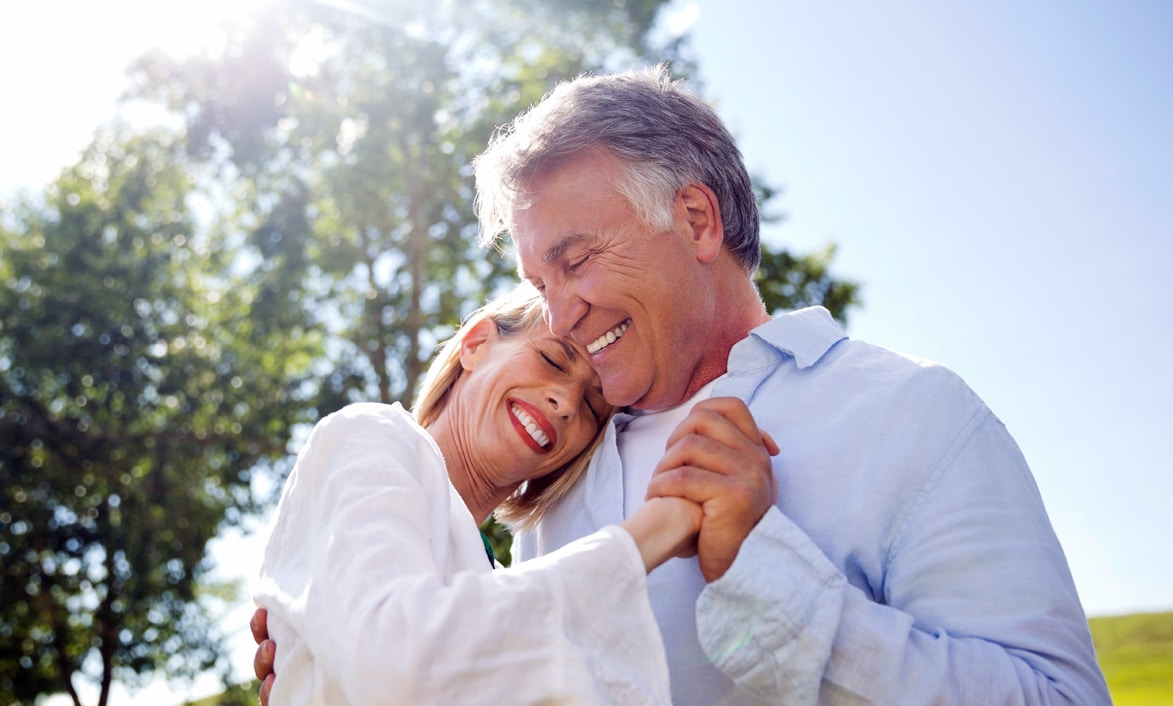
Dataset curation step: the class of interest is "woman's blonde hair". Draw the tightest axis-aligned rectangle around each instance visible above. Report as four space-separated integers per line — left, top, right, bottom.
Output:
413 281 613 529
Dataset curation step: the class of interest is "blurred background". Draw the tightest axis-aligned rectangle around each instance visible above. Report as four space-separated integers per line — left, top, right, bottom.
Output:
2 1 1170 704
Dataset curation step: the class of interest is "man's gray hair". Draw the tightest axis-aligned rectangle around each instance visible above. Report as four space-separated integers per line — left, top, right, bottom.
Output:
473 65 761 272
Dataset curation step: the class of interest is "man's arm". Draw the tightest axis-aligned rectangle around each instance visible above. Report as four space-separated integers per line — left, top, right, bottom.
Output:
680 411 1109 704
646 393 1108 704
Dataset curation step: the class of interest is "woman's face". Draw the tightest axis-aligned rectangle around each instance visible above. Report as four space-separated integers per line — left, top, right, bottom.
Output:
453 319 610 485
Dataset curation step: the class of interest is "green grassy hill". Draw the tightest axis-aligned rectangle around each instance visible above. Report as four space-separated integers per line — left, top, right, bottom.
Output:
181 681 257 706
1091 611 1173 705
182 611 1173 705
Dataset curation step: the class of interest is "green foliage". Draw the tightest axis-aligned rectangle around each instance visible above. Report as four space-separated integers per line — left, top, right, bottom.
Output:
126 0 699 411
757 243 859 324
0 129 319 705
1 2 864 703
1090 611 1173 705
753 178 860 324
179 679 261 706
480 516 514 568
124 0 859 410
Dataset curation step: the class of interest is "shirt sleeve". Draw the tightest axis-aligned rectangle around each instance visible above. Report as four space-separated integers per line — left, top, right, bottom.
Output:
695 409 1112 705
256 405 672 706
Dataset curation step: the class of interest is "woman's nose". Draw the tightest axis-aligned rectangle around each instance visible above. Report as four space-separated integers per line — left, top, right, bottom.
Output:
546 382 583 419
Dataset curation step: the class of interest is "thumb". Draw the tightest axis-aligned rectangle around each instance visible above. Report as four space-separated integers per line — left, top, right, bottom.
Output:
760 429 780 456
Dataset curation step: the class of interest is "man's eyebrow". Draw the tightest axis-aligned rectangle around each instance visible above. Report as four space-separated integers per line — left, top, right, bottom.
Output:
542 233 591 265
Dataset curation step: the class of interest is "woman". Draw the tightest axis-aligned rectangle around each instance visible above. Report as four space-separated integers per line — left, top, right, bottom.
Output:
252 283 700 705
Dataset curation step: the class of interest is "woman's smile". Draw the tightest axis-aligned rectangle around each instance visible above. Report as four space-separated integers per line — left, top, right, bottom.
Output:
508 398 555 453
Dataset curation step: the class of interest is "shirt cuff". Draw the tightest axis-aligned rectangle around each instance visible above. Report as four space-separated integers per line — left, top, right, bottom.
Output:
695 506 844 698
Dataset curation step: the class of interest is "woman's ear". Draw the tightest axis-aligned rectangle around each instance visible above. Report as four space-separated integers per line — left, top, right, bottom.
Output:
458 318 497 371
677 183 724 264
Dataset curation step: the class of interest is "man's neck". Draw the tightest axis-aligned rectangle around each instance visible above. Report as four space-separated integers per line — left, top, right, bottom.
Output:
639 277 769 412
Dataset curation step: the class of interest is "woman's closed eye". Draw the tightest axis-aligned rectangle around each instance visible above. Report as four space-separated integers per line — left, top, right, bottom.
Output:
540 351 565 372
584 387 609 426
583 396 597 420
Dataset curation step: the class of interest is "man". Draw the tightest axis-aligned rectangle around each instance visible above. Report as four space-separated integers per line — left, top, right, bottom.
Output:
472 66 1109 705
255 67 1110 704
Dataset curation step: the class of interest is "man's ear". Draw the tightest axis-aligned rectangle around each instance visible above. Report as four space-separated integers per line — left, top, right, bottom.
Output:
677 183 724 264
458 318 497 371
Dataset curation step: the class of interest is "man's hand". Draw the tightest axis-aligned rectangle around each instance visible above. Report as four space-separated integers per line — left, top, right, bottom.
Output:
645 397 779 582
250 607 276 706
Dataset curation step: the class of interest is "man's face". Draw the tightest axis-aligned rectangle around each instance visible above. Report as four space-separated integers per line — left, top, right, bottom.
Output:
510 150 714 411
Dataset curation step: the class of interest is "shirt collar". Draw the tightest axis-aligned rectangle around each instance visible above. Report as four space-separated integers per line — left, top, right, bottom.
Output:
729 306 848 373
611 307 847 427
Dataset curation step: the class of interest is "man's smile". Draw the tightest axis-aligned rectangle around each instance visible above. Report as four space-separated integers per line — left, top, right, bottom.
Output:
586 319 630 355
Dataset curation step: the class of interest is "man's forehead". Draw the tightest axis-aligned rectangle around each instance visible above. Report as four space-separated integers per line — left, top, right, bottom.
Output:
510 232 537 279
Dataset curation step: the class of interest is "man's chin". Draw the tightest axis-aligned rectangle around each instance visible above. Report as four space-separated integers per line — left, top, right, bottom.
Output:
622 379 695 413
603 383 680 413
599 375 646 410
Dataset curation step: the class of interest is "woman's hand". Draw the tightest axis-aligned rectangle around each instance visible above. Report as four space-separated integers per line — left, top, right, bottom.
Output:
619 495 703 572
250 607 276 706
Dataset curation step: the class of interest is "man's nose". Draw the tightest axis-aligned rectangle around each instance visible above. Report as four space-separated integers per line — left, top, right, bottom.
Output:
545 288 588 338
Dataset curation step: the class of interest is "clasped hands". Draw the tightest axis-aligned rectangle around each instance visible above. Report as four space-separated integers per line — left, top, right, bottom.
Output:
645 396 779 581
251 396 778 704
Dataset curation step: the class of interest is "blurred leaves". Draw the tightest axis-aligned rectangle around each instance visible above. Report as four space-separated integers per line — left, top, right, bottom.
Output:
0 128 317 705
1 0 859 703
125 0 703 410
757 243 859 324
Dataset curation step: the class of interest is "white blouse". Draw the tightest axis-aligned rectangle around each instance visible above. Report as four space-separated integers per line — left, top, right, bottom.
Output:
254 402 671 705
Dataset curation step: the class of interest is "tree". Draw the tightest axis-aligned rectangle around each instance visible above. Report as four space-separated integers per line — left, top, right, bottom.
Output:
126 0 703 413
0 128 320 706
2 3 861 702
127 0 858 565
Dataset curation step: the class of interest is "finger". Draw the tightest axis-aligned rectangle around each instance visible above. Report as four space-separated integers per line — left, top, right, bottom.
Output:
692 398 780 460
680 397 761 444
664 401 757 453
253 639 276 681
760 430 780 456
654 423 774 478
645 466 731 504
259 673 274 706
654 432 734 476
250 607 268 645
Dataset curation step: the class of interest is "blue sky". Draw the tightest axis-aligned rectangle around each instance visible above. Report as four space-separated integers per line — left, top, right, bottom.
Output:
684 0 1173 619
5 1 1171 703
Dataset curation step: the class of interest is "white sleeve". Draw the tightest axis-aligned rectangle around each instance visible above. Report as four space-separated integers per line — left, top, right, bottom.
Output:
257 405 671 706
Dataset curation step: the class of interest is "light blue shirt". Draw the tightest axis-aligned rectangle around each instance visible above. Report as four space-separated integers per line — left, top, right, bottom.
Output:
515 307 1110 705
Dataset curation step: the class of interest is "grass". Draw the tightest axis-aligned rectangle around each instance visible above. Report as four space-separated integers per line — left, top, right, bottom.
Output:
180 680 258 706
1090 611 1173 705
179 612 1173 705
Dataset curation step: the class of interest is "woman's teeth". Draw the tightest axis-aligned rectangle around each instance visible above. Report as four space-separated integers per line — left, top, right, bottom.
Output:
512 404 550 447
587 321 629 354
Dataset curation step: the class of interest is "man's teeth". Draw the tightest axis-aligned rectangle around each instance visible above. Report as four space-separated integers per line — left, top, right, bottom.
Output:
587 321 629 355
512 405 550 447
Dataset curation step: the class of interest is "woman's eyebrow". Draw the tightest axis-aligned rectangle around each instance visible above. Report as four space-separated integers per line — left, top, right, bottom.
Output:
555 338 581 363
